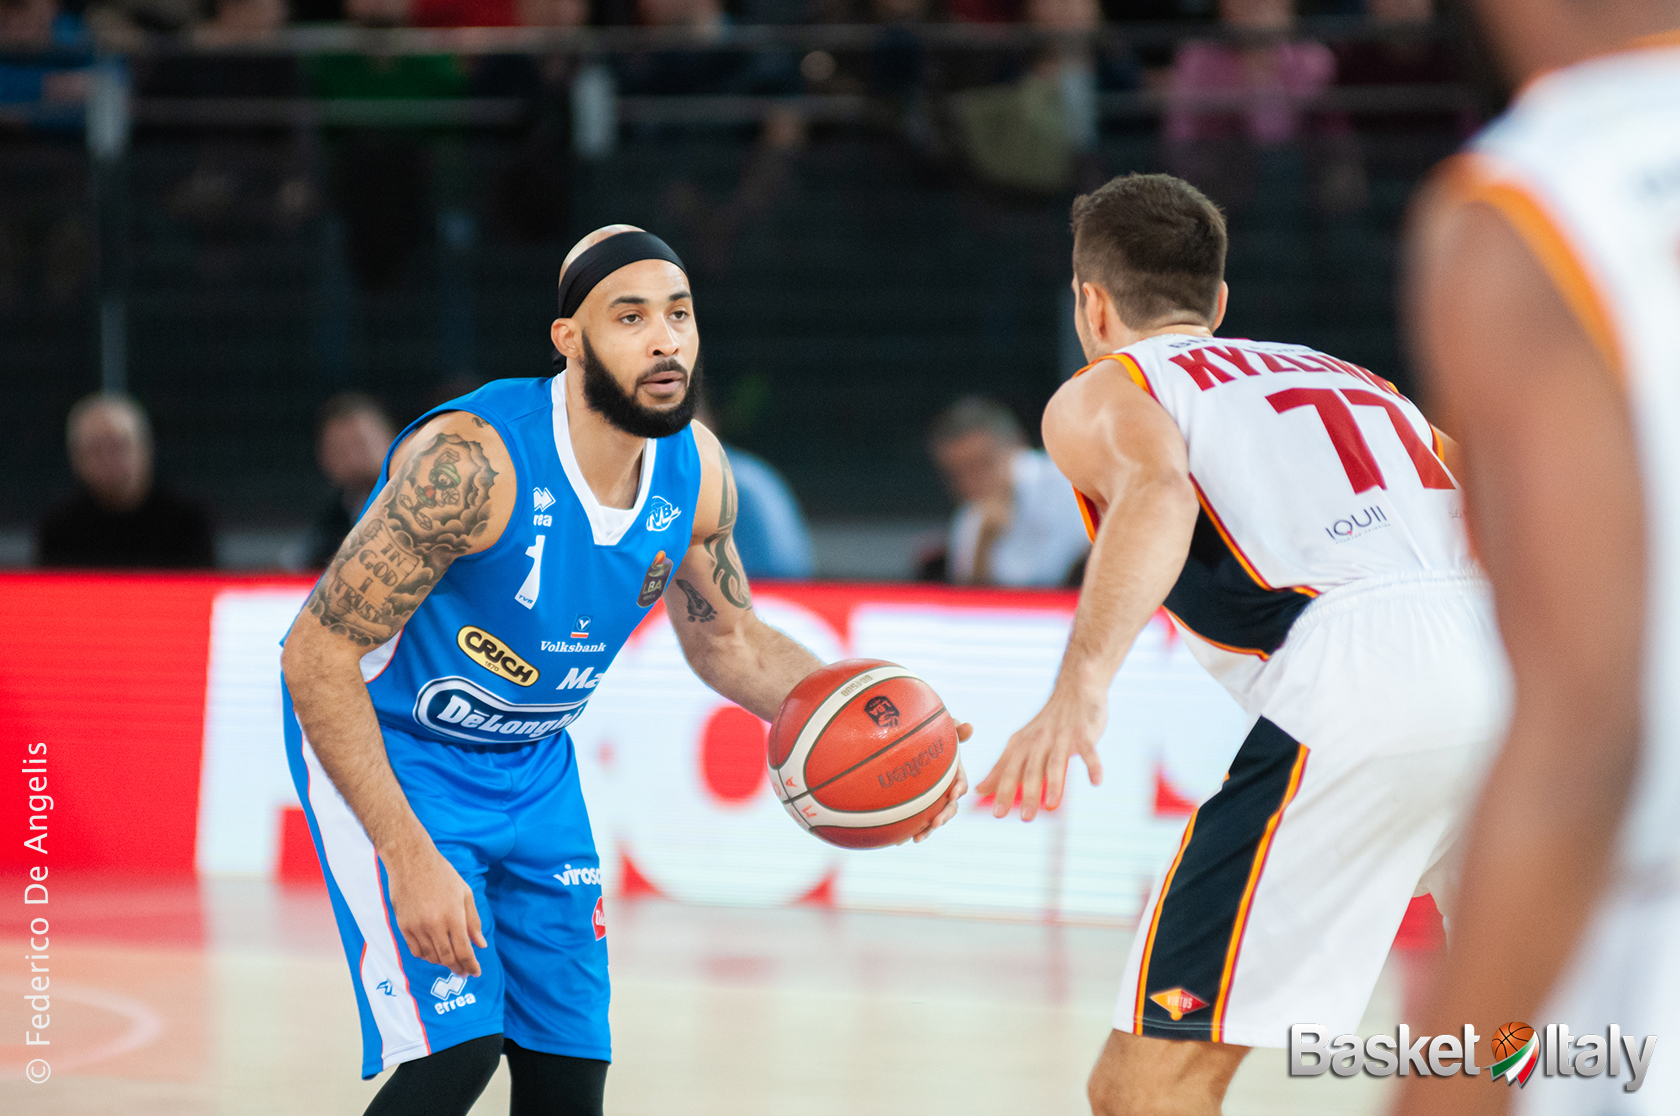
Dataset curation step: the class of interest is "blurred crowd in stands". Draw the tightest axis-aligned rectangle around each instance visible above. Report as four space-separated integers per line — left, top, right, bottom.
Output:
32 387 1084 588
3 0 1470 234
3 0 1461 119
6 0 1471 580
0 0 1449 39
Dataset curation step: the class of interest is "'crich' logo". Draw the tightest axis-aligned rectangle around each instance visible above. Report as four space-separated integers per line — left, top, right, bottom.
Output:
414 676 589 744
456 625 538 686
645 495 682 532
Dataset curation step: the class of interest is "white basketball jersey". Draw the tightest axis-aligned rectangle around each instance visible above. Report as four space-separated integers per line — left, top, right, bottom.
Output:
1074 333 1475 700
1457 35 1680 875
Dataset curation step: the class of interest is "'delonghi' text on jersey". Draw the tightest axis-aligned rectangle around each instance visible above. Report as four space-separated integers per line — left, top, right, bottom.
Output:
353 375 701 747
1073 334 1475 698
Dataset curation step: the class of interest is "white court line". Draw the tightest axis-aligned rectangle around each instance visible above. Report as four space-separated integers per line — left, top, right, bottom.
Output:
7 984 166 1077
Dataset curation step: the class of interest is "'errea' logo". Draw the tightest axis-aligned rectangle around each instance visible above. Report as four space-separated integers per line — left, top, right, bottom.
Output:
456 625 538 686
429 972 476 1015
415 676 589 744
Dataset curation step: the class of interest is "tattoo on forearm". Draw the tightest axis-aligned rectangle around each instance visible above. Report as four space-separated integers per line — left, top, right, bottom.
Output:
674 578 718 623
306 432 499 647
702 442 752 609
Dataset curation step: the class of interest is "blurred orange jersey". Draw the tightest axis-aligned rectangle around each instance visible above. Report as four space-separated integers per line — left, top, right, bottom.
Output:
1450 31 1680 878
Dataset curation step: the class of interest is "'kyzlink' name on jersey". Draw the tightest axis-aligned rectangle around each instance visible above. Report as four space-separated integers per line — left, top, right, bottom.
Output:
1163 339 1395 395
414 676 588 743
456 625 538 686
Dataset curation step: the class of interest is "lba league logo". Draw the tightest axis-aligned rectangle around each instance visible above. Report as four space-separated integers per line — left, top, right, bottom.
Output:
864 696 900 728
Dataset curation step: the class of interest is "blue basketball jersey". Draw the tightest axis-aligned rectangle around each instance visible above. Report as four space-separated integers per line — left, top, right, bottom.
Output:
359 374 702 746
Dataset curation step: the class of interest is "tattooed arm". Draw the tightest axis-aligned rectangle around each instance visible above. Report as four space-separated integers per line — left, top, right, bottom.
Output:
664 421 821 721
664 423 970 842
281 411 516 976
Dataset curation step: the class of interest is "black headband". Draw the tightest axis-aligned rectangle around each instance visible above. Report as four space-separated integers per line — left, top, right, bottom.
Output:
553 231 686 370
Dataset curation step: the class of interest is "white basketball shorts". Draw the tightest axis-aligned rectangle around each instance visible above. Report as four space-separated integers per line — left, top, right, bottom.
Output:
1117 571 1510 1048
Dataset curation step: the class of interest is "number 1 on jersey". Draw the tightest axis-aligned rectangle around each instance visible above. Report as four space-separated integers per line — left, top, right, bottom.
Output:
1267 387 1454 495
516 534 545 609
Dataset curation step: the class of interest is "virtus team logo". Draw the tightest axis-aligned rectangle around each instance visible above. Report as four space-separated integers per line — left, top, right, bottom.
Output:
1491 1021 1539 1086
1150 987 1210 1022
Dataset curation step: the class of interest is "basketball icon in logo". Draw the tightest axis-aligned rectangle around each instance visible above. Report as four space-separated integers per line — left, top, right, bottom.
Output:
1491 1021 1538 1086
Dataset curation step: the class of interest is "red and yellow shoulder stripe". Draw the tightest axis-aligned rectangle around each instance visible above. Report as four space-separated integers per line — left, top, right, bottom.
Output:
1073 351 1156 399
1068 351 1157 540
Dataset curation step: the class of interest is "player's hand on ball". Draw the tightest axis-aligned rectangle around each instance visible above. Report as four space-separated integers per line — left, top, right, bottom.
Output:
977 691 1106 821
386 844 488 977
906 722 973 844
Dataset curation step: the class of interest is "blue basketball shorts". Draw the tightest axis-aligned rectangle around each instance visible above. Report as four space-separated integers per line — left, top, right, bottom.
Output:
282 683 610 1079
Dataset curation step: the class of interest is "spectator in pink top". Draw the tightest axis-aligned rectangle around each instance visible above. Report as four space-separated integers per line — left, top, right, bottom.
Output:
1164 0 1364 213
1165 0 1338 145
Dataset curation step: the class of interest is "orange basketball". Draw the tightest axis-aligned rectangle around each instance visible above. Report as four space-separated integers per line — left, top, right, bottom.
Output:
768 659 958 848
1492 1022 1534 1062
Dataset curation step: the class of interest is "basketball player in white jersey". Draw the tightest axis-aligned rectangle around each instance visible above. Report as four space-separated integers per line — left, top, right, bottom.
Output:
975 173 1510 1115
1395 4 1680 1115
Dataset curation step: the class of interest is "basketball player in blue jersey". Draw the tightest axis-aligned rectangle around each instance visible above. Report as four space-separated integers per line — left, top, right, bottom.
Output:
280 225 969 1116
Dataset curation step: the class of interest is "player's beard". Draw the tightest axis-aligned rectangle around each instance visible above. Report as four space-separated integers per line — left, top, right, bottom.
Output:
578 333 702 440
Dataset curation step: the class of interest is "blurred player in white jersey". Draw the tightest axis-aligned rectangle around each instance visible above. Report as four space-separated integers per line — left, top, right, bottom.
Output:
1397 3 1680 1115
977 172 1509 1115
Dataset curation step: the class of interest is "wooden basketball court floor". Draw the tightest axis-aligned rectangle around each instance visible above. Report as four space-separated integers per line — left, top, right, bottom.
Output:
3 877 1408 1115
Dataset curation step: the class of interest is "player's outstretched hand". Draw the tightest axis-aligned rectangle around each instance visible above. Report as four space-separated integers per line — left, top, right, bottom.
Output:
386 845 489 977
977 691 1105 821
904 722 973 844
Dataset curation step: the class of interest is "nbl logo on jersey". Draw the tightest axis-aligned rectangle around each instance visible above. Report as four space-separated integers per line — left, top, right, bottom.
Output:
415 676 590 744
